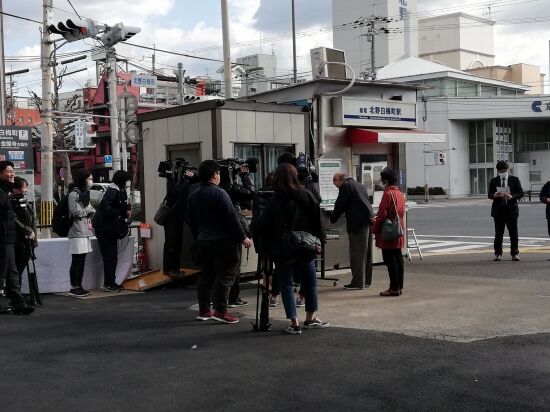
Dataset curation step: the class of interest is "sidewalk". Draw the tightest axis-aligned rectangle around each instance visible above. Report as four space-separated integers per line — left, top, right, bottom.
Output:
236 259 550 343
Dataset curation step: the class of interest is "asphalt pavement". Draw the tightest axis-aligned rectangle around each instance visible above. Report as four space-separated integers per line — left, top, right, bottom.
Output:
2 199 550 411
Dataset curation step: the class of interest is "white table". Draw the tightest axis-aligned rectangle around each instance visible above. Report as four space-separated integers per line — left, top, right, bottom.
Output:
21 237 135 294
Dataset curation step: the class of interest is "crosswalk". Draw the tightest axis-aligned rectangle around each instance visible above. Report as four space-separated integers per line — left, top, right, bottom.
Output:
407 200 489 209
408 235 550 256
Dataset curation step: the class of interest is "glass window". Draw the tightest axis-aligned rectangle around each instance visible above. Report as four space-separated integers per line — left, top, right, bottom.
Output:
423 80 443 97
500 88 516 96
529 171 541 182
480 85 497 97
457 81 477 97
485 121 494 162
470 169 477 194
234 143 295 188
478 167 487 194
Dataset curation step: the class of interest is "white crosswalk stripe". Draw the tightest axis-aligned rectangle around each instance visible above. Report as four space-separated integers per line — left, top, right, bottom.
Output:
408 235 550 256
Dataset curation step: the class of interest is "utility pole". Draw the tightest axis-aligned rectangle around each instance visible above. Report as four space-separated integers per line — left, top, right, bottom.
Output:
40 0 56 237
221 0 232 99
0 0 6 125
120 92 127 170
177 63 185 104
152 44 156 104
359 16 394 80
291 0 297 83
107 49 121 173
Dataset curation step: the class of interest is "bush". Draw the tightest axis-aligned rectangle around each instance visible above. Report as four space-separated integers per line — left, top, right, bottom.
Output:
406 186 446 195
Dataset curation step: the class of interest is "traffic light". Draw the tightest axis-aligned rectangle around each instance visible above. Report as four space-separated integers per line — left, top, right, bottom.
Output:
48 18 99 42
85 121 98 148
438 152 446 165
101 23 141 48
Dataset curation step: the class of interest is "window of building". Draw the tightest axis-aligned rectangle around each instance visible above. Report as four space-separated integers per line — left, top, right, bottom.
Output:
469 120 494 163
457 81 478 97
500 88 516 96
28 117 33 123
529 171 541 182
234 143 295 187
480 85 497 97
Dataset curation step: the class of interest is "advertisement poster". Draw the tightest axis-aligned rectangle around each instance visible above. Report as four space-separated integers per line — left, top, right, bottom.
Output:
0 126 34 170
318 159 342 209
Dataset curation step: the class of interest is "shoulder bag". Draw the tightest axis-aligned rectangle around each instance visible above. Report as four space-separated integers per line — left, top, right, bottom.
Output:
154 196 170 226
382 190 404 241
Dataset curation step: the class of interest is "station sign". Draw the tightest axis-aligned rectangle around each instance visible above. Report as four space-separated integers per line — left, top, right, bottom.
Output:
333 97 417 129
131 73 157 88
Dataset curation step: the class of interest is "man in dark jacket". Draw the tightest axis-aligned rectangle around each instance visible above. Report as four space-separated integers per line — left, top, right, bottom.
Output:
162 175 191 278
488 160 524 261
0 161 33 315
330 173 374 289
539 180 550 260
186 160 252 324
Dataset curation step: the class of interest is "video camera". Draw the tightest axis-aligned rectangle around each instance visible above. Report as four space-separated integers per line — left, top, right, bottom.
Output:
217 157 259 191
296 152 317 183
158 158 198 186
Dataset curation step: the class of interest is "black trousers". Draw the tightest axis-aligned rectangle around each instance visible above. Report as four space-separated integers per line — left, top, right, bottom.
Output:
0 244 25 305
197 239 240 313
163 219 184 272
494 216 519 256
70 253 87 288
14 244 31 283
97 236 118 286
547 219 550 237
381 248 404 291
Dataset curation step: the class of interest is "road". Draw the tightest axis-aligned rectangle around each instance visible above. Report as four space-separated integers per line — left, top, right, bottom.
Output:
407 199 550 257
1 198 549 411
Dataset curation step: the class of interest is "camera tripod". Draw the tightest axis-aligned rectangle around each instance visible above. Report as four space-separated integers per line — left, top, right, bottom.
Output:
25 239 41 306
252 252 273 332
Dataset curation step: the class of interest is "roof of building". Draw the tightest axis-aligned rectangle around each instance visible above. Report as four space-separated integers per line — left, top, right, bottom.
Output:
419 12 495 26
376 56 530 91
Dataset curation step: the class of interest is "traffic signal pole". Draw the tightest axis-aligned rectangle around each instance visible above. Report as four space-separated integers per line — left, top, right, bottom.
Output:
40 0 56 236
107 49 121 173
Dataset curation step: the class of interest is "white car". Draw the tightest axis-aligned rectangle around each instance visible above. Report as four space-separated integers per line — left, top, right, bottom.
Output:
89 183 110 206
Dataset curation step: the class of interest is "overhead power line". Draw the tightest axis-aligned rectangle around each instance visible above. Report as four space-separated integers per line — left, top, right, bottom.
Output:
0 11 42 24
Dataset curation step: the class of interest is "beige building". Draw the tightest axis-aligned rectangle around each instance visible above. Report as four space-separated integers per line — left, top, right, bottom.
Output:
465 64 545 95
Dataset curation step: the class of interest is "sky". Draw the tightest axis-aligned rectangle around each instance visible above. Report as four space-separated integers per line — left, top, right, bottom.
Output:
3 0 550 98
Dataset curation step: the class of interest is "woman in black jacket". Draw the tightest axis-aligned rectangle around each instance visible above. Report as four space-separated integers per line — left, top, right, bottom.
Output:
94 170 131 292
257 163 328 335
540 181 550 260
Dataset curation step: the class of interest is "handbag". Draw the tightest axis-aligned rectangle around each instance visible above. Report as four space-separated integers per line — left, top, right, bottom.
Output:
154 197 170 226
382 190 404 241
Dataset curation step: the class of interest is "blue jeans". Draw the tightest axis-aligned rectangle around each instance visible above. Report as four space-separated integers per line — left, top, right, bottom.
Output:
277 259 318 320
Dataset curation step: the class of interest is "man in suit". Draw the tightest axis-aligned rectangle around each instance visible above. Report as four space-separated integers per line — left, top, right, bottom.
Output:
488 161 524 261
540 180 550 261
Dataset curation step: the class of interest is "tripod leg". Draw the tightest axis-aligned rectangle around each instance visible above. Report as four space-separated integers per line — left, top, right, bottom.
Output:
259 256 271 331
253 256 263 331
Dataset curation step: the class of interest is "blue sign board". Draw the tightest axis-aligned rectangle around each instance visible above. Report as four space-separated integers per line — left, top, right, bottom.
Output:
104 155 113 168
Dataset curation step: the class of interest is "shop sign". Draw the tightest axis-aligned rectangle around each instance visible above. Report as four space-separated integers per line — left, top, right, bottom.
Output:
531 100 550 113
333 97 417 129
131 73 157 88
0 126 33 170
318 159 342 209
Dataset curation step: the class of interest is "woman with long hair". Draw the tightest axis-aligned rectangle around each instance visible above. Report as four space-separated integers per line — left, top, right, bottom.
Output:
256 163 328 335
67 169 95 297
372 168 406 297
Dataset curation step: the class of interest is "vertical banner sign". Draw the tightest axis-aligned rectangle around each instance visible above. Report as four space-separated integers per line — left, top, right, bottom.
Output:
74 121 85 149
318 159 342 209
0 126 34 170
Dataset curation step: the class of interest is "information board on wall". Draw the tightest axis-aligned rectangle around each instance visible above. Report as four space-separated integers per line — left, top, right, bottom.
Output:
318 159 342 209
333 96 417 129
0 126 33 170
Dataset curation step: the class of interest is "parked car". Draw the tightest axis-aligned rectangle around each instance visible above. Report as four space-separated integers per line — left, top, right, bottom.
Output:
90 183 110 206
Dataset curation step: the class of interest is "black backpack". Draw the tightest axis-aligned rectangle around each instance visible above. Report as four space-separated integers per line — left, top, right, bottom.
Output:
52 192 73 237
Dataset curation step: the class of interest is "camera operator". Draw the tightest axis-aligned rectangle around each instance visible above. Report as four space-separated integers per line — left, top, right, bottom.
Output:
11 177 37 283
162 170 195 278
226 163 256 308
0 161 34 315
186 160 252 324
